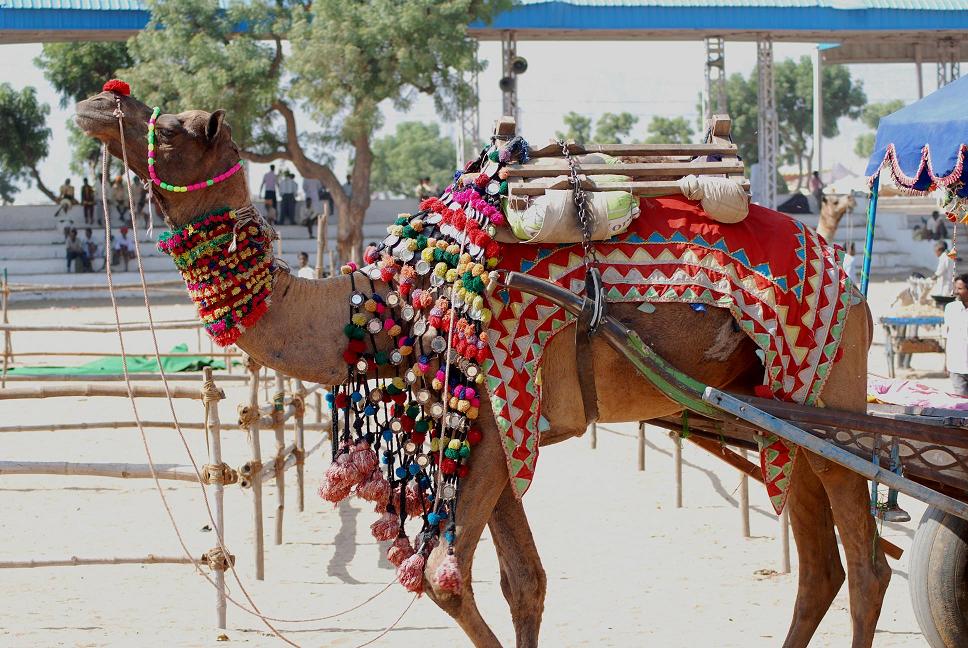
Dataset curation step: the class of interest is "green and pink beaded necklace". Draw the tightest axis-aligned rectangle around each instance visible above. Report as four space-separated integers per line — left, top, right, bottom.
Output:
147 106 245 192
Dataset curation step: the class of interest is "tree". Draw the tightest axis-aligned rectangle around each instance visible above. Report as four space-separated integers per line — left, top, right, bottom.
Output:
0 84 55 202
555 111 592 144
854 99 904 159
720 57 866 188
644 116 694 144
594 112 638 144
371 122 455 198
123 0 509 261
35 42 133 179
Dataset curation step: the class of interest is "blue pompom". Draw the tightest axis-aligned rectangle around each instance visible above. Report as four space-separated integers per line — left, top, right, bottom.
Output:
382 429 393 441
408 464 420 476
350 391 363 402
395 466 407 479
444 531 455 543
437 509 449 520
427 512 440 525
364 404 377 416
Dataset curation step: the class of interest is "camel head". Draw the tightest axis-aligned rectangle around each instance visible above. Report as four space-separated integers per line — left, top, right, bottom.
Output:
75 88 249 228
821 192 857 217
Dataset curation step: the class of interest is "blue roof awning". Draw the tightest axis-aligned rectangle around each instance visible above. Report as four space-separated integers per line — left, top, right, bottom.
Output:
866 76 968 196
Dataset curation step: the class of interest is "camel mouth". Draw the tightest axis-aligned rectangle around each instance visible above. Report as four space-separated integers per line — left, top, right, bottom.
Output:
74 98 121 140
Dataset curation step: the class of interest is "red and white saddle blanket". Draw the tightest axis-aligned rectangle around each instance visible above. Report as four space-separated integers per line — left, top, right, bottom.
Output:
483 195 854 513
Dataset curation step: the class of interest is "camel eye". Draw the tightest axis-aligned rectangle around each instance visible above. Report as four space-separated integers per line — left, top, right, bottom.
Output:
156 127 176 139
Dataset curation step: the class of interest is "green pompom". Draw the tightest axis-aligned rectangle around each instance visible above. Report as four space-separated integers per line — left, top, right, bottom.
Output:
415 419 430 433
488 149 500 162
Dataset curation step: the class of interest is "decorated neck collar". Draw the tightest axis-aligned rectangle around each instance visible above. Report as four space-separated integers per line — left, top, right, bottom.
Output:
157 205 274 346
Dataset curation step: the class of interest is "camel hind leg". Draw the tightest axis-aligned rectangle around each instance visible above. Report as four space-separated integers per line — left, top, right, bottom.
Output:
807 302 891 648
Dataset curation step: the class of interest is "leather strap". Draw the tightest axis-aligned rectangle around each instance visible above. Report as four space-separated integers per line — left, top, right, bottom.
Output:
576 267 605 426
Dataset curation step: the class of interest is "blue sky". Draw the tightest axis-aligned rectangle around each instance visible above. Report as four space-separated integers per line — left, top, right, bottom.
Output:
2 39 927 203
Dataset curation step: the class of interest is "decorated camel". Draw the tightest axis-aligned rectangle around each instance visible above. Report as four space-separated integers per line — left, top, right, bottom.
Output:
816 192 858 242
77 85 890 648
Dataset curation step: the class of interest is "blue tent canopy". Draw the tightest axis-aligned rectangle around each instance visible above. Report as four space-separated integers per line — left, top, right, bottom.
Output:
865 76 968 196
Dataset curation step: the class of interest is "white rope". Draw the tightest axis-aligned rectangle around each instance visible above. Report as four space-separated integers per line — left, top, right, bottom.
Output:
106 100 398 638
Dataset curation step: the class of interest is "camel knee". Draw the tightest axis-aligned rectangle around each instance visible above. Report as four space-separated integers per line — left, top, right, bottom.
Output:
500 560 547 611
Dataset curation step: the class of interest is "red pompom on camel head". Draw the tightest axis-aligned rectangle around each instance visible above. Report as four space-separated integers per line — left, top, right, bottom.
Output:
102 79 131 96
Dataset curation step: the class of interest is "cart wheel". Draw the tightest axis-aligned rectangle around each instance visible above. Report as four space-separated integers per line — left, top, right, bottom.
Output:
910 506 968 647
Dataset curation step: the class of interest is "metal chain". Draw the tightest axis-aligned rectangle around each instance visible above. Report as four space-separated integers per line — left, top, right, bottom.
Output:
556 139 598 268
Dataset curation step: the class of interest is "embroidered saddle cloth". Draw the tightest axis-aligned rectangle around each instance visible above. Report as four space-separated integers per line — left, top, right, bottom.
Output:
483 195 853 512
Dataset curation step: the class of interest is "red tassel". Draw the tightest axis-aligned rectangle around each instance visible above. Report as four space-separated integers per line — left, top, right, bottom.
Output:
356 470 390 506
318 478 351 504
386 536 415 567
397 553 425 594
351 442 378 474
434 554 462 594
370 511 400 542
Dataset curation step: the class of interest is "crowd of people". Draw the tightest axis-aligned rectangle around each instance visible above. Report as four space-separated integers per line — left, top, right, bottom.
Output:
53 174 157 273
259 164 338 238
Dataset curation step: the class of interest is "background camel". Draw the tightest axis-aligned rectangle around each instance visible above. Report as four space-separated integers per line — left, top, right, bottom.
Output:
77 89 889 648
817 193 858 242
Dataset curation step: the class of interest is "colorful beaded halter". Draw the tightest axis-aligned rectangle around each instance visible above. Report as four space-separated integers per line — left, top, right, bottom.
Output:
147 107 245 192
320 136 530 594
157 206 274 346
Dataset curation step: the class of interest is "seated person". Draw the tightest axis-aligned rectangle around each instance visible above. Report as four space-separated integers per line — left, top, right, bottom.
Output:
295 251 315 279
64 228 90 272
113 225 136 271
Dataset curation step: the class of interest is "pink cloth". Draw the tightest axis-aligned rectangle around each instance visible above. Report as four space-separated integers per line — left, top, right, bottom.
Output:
868 376 968 411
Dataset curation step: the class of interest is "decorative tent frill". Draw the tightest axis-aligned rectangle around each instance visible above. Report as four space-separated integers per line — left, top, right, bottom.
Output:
867 142 968 197
865 76 968 198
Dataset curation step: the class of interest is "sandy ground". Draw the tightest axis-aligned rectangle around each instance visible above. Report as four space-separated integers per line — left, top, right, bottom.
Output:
0 281 949 647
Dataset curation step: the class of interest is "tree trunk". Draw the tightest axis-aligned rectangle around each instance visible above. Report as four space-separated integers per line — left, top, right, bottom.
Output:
29 167 58 203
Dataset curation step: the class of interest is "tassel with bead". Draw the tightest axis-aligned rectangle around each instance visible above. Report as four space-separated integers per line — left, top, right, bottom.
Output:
386 535 415 567
397 552 426 594
434 550 462 594
351 441 379 475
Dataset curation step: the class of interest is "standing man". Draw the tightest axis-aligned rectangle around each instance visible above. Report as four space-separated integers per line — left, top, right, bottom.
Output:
260 164 278 223
808 171 825 213
81 178 95 225
279 171 297 225
295 251 316 279
945 274 968 396
54 178 77 239
932 241 956 297
302 175 322 238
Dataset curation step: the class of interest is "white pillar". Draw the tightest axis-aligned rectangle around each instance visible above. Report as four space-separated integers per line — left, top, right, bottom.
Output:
757 38 778 210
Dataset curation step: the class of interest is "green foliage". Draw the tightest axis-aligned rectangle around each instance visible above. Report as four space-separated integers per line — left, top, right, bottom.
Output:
720 56 865 183
594 112 638 144
644 116 694 144
36 42 133 180
122 0 279 147
36 42 133 108
371 121 454 197
854 99 905 159
0 84 52 202
555 112 592 144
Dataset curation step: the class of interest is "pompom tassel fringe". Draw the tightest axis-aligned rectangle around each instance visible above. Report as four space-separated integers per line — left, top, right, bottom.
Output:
434 553 462 594
370 511 400 542
397 553 426 594
386 536 415 567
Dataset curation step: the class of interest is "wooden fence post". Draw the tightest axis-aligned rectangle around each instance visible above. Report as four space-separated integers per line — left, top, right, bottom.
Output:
589 422 597 449
293 378 306 513
778 507 791 574
740 449 751 538
674 432 683 508
272 370 287 545
637 421 646 471
243 356 265 580
201 368 227 629
2 269 10 388
315 205 329 279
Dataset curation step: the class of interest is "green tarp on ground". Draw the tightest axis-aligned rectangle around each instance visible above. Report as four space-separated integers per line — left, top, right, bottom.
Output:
7 343 226 375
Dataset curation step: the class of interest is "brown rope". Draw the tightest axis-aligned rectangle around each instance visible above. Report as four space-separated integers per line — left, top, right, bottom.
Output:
201 547 236 572
291 393 306 419
201 379 224 403
202 462 239 486
240 460 263 479
293 447 306 466
237 404 261 429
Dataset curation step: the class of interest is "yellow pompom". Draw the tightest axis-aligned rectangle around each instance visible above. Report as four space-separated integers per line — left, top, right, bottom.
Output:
429 438 441 452
434 262 448 277
448 439 462 450
467 406 479 420
421 248 435 262
351 313 367 326
445 269 458 283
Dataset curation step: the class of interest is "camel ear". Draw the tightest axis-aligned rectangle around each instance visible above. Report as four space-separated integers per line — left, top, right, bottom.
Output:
206 109 226 145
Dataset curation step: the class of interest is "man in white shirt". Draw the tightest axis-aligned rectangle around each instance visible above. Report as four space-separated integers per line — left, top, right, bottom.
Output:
295 252 316 280
933 240 956 296
842 241 858 286
260 165 278 222
945 274 968 395
113 225 136 272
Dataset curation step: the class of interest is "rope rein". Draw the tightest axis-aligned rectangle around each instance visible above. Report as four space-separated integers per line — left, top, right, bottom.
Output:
102 97 407 640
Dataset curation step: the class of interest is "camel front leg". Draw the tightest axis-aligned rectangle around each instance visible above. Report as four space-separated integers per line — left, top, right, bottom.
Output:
489 483 546 648
423 409 509 648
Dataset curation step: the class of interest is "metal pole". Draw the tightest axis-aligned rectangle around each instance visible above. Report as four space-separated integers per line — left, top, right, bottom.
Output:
501 30 519 124
589 422 597 449
861 173 880 296
813 45 823 178
757 37 778 210
915 43 924 99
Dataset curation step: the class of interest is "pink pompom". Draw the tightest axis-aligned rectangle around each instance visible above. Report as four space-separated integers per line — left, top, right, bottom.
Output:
356 470 390 506
370 511 400 542
386 536 415 567
434 554 462 594
318 478 352 504
351 442 379 475
397 553 426 594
